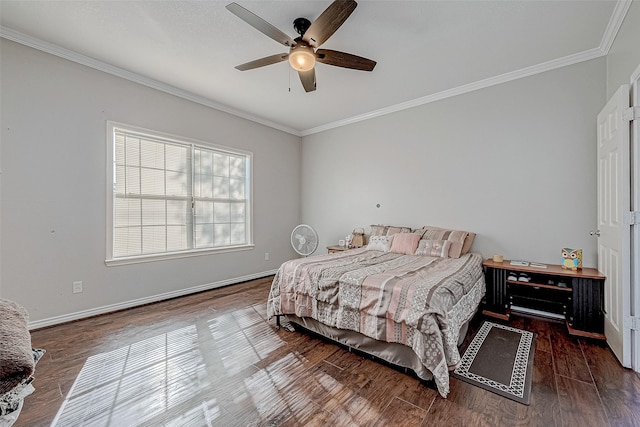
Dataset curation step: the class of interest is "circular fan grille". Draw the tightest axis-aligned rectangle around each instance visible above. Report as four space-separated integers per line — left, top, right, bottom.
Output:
291 224 319 256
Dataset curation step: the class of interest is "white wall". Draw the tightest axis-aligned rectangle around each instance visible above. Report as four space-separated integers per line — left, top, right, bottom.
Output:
301 58 607 268
5 7 636 325
0 39 300 324
606 1 640 97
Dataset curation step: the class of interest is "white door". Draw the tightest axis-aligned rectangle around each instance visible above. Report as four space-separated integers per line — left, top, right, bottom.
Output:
631 66 640 372
597 84 631 367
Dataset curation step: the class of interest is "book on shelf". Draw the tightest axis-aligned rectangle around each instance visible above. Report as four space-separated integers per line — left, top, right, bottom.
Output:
529 262 547 269
508 260 548 268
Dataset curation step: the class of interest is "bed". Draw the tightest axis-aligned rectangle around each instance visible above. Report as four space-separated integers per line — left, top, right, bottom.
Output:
267 226 485 398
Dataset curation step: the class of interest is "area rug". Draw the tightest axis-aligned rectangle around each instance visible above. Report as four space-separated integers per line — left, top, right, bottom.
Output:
452 321 536 405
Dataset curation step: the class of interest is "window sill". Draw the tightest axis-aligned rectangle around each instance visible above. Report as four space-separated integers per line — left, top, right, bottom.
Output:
105 244 255 266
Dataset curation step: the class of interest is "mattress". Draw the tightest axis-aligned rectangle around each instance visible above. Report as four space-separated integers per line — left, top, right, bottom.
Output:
267 249 486 397
286 313 472 384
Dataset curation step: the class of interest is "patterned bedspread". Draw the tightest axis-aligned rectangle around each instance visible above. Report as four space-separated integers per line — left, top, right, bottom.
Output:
267 249 486 397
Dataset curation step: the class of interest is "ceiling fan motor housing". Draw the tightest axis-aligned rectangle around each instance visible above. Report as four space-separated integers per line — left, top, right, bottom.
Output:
293 17 311 36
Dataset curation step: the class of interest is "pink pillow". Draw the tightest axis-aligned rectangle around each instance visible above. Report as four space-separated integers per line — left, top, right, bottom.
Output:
389 232 421 255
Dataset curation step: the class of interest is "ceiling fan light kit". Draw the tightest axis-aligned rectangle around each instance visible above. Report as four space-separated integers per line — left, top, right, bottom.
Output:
226 0 376 92
288 44 316 72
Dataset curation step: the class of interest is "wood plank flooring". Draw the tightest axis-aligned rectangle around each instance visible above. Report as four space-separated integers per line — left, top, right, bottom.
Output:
17 276 640 426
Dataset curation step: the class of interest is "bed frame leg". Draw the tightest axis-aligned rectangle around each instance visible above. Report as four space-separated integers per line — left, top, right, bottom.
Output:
276 315 281 328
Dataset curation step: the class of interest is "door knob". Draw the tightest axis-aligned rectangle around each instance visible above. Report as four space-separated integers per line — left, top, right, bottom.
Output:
589 230 601 237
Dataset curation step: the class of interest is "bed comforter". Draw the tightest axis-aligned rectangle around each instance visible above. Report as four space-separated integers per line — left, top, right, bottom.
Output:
267 248 485 397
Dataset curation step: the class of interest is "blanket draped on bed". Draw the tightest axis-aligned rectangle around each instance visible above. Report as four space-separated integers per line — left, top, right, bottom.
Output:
267 249 485 397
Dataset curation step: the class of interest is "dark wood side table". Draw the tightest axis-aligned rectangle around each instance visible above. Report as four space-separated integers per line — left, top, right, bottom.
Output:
482 259 606 339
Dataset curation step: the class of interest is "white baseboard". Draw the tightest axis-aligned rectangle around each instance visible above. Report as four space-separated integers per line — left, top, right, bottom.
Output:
28 270 278 330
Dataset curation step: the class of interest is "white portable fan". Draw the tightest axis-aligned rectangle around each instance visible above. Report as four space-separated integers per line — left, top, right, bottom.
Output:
291 224 319 256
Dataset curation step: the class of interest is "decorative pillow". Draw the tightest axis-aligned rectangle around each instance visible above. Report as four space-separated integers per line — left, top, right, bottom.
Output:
420 227 469 258
385 226 412 236
411 226 427 238
367 235 394 252
370 225 389 237
415 239 452 258
461 232 476 255
389 232 421 255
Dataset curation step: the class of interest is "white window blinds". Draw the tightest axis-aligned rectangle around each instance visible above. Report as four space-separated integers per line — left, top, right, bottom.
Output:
109 125 251 261
193 147 247 248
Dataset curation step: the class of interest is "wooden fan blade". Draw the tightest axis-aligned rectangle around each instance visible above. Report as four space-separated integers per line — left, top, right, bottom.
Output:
315 49 376 71
302 0 357 48
298 69 316 92
235 53 289 71
226 3 295 47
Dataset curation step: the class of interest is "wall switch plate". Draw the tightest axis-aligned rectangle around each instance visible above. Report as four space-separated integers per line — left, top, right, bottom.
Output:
264 252 270 261
73 281 83 294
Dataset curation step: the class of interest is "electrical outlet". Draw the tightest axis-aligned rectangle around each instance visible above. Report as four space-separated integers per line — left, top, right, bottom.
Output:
72 281 83 294
264 252 270 261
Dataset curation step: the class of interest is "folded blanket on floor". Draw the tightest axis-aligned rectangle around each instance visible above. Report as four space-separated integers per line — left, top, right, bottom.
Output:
0 349 44 417
0 299 34 395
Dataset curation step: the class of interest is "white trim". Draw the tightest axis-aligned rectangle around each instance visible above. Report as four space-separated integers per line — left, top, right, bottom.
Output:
27 269 278 330
302 0 631 137
599 0 633 55
0 27 301 137
0 0 632 136
301 47 605 136
105 121 254 264
107 120 255 158
105 244 255 266
630 63 640 372
631 62 640 83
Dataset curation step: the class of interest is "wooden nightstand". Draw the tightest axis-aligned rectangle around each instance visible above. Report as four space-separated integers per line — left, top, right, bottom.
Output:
326 245 356 254
482 259 606 339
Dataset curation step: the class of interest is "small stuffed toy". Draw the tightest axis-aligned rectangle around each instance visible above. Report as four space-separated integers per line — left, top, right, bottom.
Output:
561 248 582 270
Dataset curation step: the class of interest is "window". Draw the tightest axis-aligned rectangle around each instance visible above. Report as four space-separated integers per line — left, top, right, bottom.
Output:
106 122 252 265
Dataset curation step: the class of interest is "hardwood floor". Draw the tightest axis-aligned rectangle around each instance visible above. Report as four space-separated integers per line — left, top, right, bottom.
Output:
17 277 640 427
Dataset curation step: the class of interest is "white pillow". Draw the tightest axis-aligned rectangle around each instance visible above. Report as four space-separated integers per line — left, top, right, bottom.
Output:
367 235 394 252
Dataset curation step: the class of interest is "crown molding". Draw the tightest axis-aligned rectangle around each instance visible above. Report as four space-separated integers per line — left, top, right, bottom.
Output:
300 0 632 136
301 47 605 136
1 0 631 138
0 26 302 137
599 0 632 55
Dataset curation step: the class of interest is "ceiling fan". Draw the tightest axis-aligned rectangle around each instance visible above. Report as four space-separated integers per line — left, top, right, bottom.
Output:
226 0 376 93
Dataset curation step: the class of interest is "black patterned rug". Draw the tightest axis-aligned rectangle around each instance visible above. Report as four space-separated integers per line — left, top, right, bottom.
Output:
452 321 536 405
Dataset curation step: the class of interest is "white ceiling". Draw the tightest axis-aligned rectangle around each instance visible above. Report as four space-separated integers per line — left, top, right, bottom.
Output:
0 1 629 135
